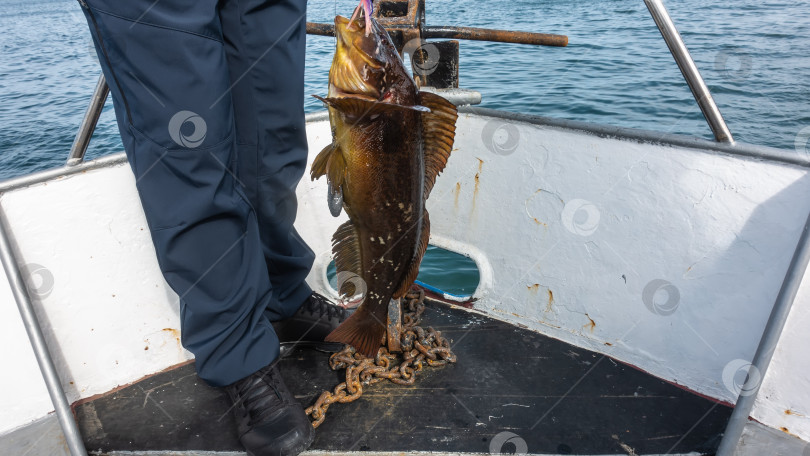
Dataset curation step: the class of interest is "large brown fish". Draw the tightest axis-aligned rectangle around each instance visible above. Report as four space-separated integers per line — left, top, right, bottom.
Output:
311 13 458 357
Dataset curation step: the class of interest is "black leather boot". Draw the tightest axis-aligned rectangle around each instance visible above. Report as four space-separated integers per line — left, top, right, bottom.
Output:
272 292 349 347
224 363 314 456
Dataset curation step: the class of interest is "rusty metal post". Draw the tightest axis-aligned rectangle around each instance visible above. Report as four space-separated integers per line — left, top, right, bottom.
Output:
305 23 569 48
423 26 567 47
411 40 459 88
386 298 403 352
373 0 425 54
304 0 568 92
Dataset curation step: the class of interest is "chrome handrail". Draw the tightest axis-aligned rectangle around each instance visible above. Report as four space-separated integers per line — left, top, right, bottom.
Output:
0 211 89 456
716 214 810 454
644 0 734 143
66 74 109 166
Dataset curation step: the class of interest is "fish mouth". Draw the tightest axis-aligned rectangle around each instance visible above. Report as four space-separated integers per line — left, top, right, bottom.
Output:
330 15 385 99
334 16 384 70
336 14 361 34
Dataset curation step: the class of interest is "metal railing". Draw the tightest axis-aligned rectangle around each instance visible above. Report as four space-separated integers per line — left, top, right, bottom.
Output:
0 219 88 454
715 220 810 455
66 75 109 167
643 0 734 143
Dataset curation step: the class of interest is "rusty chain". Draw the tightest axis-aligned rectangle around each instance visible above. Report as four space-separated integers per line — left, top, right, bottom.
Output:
305 288 457 427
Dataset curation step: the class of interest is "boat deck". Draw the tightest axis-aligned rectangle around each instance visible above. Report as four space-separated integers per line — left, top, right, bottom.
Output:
73 300 731 455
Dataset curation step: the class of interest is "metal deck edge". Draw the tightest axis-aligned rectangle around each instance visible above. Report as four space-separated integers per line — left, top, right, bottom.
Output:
0 152 128 194
459 106 810 168
101 452 703 456
734 420 810 456
0 413 70 456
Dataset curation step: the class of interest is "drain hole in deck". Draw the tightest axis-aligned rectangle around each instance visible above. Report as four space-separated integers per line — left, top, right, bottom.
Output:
326 245 480 299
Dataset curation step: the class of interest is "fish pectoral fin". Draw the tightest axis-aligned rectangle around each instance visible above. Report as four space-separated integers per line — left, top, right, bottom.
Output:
313 94 429 120
311 142 335 180
393 211 430 298
326 149 347 217
418 91 458 200
332 220 363 296
312 142 347 217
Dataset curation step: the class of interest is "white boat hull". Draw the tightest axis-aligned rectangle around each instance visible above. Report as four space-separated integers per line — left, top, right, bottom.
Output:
1 110 808 454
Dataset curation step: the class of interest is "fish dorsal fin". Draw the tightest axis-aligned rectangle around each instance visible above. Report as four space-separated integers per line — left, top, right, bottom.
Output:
393 211 430 299
312 94 429 121
332 220 363 297
419 91 458 200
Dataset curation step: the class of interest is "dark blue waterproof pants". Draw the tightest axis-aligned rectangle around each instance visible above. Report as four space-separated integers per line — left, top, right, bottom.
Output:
80 0 315 386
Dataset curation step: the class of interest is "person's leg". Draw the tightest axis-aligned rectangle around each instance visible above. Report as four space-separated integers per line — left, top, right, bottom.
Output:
78 0 279 387
219 0 315 322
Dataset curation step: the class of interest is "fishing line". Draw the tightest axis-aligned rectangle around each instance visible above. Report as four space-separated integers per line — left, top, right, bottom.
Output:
333 0 337 52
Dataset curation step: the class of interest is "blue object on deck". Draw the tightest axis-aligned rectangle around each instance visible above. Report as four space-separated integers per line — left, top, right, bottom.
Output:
414 280 471 300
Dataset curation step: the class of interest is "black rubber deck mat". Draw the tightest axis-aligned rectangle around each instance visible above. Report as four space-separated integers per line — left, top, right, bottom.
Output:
74 300 731 455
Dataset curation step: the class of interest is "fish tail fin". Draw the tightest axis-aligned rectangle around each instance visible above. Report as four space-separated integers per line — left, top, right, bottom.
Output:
325 304 387 358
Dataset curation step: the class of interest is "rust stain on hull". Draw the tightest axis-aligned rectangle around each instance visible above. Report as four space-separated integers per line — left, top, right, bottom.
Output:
453 181 461 210
471 158 483 211
778 426 799 438
583 314 596 333
162 328 180 342
546 289 554 312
